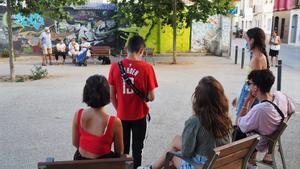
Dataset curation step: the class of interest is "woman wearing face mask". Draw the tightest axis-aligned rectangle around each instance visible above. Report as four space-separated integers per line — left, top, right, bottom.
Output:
233 27 270 132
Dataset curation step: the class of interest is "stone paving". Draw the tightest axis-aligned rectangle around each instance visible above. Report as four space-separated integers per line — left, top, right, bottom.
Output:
0 55 299 169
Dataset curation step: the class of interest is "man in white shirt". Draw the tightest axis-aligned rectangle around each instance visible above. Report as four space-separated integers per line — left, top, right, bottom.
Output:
55 39 67 64
80 37 91 57
68 38 80 64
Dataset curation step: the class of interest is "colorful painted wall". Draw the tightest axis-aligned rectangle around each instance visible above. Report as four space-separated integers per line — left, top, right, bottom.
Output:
0 3 190 55
138 22 190 53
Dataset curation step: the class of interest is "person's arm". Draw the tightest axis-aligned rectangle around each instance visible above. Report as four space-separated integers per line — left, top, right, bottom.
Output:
181 117 199 158
110 85 118 110
237 108 259 133
56 44 61 52
148 89 155 102
113 117 124 156
239 93 256 117
147 66 158 102
277 36 281 45
72 111 80 148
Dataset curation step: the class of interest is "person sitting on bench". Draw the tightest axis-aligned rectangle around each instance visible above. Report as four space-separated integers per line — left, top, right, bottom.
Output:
55 39 67 64
72 74 124 160
138 76 232 169
68 38 80 64
237 69 295 169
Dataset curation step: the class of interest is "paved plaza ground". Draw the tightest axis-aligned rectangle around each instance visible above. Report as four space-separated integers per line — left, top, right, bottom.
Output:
0 55 299 169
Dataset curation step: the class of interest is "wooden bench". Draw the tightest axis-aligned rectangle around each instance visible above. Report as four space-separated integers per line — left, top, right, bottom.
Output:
37 156 134 169
121 47 155 65
144 48 155 65
91 46 112 64
164 134 260 169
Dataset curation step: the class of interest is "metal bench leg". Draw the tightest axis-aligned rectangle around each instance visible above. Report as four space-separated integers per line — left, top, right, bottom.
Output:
278 139 287 169
272 151 277 169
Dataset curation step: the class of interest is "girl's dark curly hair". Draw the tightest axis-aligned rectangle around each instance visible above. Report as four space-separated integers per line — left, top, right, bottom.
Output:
83 74 110 108
192 76 232 139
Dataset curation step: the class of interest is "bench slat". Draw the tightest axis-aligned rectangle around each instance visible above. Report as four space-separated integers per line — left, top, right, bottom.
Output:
38 157 133 169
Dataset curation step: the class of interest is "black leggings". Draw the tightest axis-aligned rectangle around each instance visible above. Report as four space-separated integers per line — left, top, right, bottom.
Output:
122 117 147 169
73 149 118 160
55 52 66 60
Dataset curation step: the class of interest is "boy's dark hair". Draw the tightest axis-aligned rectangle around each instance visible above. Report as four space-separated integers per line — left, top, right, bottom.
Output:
247 69 275 93
127 35 146 53
83 74 110 108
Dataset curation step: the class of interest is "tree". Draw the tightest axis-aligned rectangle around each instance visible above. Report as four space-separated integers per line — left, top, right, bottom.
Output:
110 0 234 64
0 0 87 81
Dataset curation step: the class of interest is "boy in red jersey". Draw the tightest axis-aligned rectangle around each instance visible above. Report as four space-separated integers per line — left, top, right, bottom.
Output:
108 35 158 169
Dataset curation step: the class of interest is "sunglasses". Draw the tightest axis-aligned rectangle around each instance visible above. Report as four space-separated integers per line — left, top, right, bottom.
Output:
247 80 255 86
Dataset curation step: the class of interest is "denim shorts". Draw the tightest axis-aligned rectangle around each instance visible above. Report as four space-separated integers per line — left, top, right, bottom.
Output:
181 155 207 169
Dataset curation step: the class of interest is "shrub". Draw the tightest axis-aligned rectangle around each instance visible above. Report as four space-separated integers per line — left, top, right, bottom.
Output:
30 65 48 80
1 48 9 58
1 48 20 58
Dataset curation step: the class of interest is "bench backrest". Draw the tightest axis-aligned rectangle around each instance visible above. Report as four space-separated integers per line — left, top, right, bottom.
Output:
144 48 154 56
37 157 133 169
91 46 111 55
204 134 260 169
121 48 154 56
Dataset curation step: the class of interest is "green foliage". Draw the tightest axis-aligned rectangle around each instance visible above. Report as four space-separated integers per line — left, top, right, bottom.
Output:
23 47 33 54
1 48 10 58
0 0 87 20
1 48 19 58
30 65 48 80
110 0 235 28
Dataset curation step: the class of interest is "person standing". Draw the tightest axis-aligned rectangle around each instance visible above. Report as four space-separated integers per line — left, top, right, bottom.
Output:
55 39 67 64
39 27 53 66
233 27 270 119
269 31 281 67
108 35 158 169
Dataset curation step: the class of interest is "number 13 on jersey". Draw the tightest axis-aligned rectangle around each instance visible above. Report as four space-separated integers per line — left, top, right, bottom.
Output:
123 77 134 94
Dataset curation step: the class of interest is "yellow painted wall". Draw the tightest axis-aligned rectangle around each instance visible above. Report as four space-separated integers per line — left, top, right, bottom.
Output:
138 23 190 53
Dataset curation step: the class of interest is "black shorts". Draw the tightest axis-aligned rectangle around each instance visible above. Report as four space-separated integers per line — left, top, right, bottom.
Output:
269 49 279 57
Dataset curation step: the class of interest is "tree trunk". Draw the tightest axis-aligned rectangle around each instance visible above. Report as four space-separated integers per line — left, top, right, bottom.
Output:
172 0 177 64
7 0 15 81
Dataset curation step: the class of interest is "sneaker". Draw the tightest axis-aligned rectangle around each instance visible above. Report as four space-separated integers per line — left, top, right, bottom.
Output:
137 164 152 169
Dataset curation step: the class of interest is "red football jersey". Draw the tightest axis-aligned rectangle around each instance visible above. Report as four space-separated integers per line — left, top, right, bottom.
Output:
108 59 158 120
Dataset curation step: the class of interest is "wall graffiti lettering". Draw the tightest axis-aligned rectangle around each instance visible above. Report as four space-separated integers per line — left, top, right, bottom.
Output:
15 13 45 30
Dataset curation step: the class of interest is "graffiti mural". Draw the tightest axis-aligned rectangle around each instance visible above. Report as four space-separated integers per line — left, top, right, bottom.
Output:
0 3 124 54
15 13 45 30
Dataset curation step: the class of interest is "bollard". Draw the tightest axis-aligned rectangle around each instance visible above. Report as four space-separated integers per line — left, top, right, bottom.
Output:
277 60 282 91
234 46 238 64
241 48 245 69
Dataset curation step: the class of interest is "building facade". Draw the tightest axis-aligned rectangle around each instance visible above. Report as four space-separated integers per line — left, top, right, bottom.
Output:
273 0 300 45
252 0 275 37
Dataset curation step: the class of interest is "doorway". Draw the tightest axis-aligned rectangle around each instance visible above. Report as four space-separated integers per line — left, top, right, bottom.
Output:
290 15 298 43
